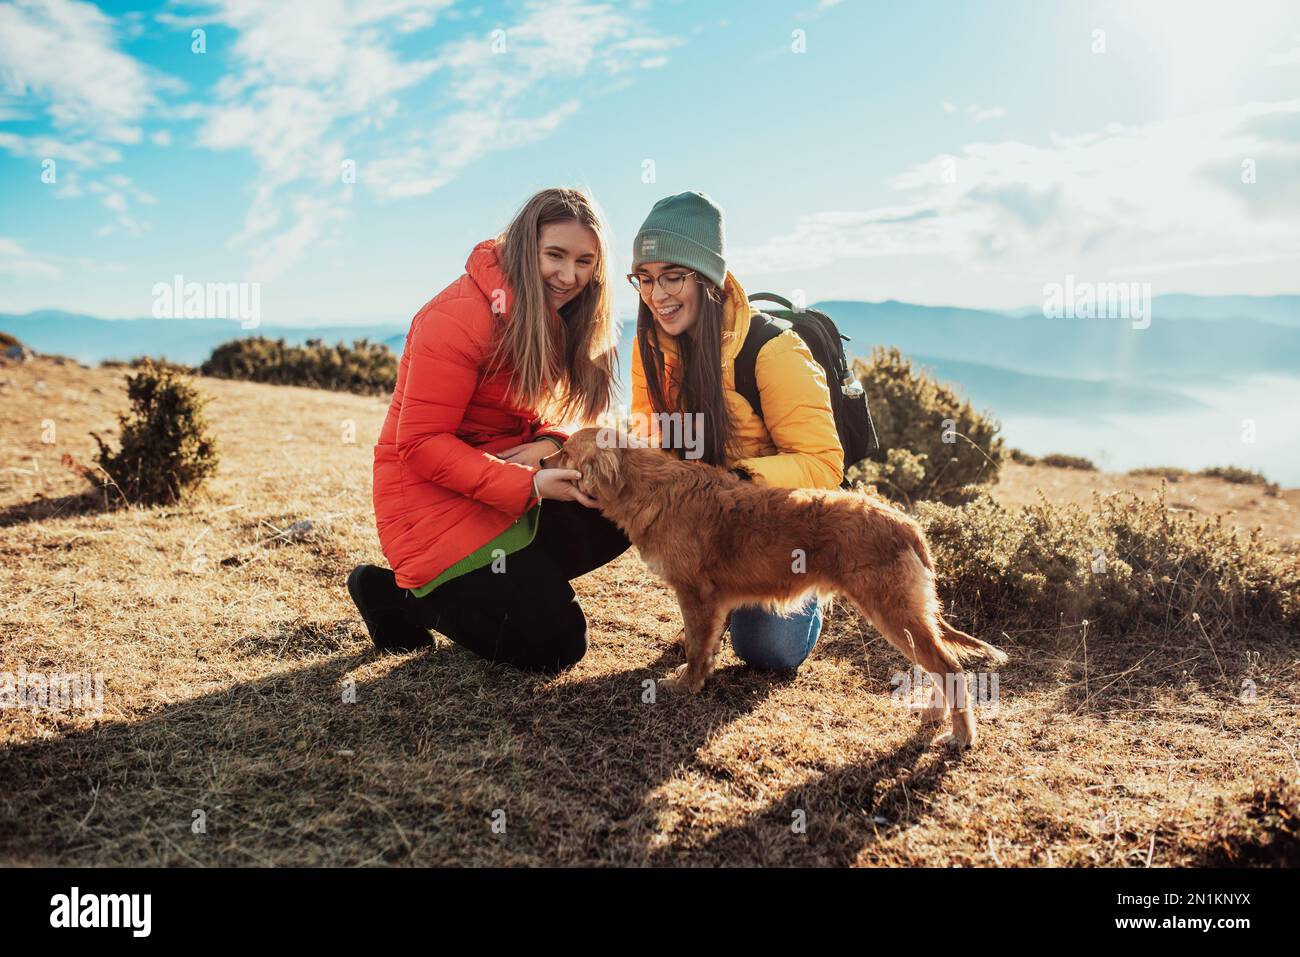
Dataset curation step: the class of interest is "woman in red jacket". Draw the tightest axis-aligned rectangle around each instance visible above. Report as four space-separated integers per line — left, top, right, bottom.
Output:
348 188 629 672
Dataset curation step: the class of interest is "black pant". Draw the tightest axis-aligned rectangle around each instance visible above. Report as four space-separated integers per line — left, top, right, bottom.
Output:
407 500 630 672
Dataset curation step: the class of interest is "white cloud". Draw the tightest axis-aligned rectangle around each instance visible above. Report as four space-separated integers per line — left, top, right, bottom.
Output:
85 174 156 236
189 0 450 280
243 194 348 283
1268 33 1300 66
367 101 582 199
0 0 169 148
193 0 681 279
0 237 60 279
0 130 121 165
0 1 179 239
942 102 1007 122
730 100 1300 287
366 0 680 201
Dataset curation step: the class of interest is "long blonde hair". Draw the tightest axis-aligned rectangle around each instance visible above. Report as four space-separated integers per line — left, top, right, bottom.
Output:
488 187 618 425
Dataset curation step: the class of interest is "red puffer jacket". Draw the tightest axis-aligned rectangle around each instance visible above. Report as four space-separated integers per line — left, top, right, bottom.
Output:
373 240 569 589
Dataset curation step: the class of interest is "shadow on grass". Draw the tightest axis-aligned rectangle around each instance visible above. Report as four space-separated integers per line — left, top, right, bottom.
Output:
0 619 957 867
643 723 954 866
0 489 119 529
815 598 1293 725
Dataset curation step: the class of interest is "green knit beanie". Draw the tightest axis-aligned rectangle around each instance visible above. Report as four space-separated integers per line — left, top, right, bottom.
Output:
632 190 726 288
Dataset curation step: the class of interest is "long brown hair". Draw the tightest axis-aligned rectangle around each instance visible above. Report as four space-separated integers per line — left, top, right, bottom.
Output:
635 278 737 467
488 187 618 425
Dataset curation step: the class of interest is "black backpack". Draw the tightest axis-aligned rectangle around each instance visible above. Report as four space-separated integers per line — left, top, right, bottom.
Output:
733 292 880 485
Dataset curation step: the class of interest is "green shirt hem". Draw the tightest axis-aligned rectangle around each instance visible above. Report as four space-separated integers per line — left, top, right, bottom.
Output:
408 502 542 597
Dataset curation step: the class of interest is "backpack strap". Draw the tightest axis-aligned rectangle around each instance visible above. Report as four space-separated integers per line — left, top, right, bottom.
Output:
733 311 790 421
747 291 796 312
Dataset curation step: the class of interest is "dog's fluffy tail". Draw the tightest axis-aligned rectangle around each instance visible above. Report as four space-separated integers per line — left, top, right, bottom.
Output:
936 617 1008 665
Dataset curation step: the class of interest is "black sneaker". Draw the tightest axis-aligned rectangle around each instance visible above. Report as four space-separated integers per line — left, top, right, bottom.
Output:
347 564 433 652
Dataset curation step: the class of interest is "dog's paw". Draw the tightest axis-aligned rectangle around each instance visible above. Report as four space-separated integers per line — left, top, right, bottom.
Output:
656 664 687 694
935 730 974 751
657 664 701 695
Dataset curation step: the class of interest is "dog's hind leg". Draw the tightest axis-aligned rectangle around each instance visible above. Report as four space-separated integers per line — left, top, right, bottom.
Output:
846 556 978 749
917 669 951 731
845 592 943 720
880 614 976 749
659 587 728 695
849 593 952 732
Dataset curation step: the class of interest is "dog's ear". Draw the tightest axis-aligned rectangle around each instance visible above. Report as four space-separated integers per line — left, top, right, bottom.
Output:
583 444 622 493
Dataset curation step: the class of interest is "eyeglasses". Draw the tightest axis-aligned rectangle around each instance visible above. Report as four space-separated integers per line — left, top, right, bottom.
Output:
627 270 697 297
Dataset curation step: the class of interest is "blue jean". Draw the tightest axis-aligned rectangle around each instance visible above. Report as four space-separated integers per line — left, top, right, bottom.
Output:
729 596 823 670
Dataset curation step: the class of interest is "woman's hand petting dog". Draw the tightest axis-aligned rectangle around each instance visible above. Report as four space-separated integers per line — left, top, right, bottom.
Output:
497 439 558 467
534 468 600 508
495 441 600 507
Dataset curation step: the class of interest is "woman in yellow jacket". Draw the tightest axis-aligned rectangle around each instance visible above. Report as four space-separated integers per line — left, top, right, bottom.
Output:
629 190 844 670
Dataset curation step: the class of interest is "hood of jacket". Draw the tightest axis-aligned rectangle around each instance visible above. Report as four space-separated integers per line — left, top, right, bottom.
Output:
465 239 563 328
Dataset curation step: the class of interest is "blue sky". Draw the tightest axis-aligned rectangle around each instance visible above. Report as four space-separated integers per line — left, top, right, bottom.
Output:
1 0 1298 325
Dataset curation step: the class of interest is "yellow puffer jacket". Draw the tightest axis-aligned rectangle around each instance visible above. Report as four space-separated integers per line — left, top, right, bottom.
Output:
630 272 843 490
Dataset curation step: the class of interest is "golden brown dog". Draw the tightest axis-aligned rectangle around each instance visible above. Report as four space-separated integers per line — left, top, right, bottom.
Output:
551 427 1008 749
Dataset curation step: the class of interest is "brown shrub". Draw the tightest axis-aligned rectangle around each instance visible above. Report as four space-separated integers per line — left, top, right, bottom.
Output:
1040 453 1096 471
200 336 396 396
847 346 1004 504
916 484 1300 639
91 360 220 506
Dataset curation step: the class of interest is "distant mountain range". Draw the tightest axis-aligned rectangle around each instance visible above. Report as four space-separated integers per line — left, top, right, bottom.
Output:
1009 294 1300 327
815 300 1300 382
0 310 407 367
3 294 1297 427
605 316 1221 420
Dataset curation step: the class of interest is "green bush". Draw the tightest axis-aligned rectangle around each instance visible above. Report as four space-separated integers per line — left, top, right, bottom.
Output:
1129 466 1188 481
92 360 220 505
200 336 397 396
100 356 194 374
916 485 1300 639
848 346 1004 504
1199 465 1269 486
1041 453 1097 471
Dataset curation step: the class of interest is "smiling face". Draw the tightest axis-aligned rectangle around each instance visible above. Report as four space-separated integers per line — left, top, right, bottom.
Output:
539 221 599 312
633 261 701 338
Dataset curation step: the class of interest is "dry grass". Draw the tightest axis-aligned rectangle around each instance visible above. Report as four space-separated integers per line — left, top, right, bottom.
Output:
993 462 1300 553
2 356 1297 866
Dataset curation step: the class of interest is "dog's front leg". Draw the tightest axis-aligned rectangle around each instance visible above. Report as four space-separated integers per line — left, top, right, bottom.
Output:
659 588 727 695
670 610 732 652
